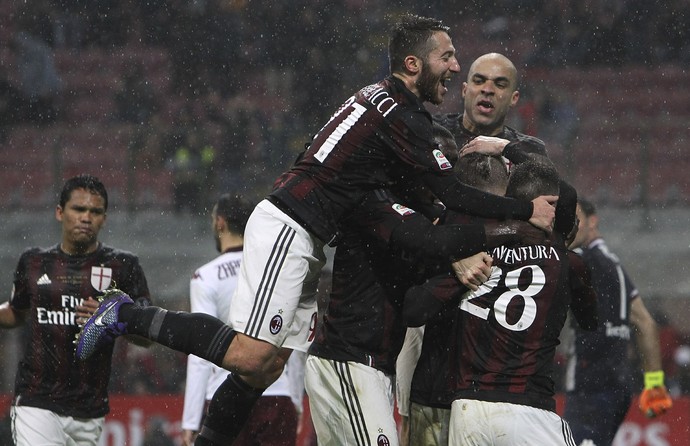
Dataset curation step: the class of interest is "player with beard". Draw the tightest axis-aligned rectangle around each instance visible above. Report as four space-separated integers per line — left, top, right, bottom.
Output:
76 15 556 446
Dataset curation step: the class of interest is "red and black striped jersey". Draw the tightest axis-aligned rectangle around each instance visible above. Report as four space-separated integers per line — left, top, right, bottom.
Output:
307 189 438 375
450 244 596 412
433 113 547 158
308 190 490 375
269 77 532 245
10 243 150 418
406 242 596 412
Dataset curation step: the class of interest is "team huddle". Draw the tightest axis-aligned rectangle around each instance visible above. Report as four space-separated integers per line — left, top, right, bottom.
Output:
0 12 673 446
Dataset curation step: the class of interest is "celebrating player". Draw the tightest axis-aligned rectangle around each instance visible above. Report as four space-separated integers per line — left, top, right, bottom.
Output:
76 14 556 445
404 158 598 445
181 193 304 445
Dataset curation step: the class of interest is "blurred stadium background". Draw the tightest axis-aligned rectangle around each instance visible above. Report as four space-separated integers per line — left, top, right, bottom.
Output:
0 1 689 444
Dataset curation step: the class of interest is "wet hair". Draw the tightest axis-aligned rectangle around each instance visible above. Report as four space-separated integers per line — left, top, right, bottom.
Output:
215 193 253 236
505 156 559 202
389 13 450 73
578 197 597 217
456 152 509 195
59 174 108 210
432 123 458 165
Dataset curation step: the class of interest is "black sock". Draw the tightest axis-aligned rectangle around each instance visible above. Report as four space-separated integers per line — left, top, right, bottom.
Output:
195 373 264 445
119 305 235 366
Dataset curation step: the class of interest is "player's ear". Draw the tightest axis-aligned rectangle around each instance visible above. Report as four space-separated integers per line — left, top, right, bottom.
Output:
510 90 520 108
589 214 599 230
404 55 421 74
214 215 227 233
55 205 63 222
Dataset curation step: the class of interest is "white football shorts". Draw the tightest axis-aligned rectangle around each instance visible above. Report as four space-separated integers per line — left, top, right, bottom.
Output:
228 199 326 353
305 355 400 446
449 399 576 446
11 405 104 446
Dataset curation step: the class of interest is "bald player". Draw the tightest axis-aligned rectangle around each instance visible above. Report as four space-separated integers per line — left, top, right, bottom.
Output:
435 52 546 162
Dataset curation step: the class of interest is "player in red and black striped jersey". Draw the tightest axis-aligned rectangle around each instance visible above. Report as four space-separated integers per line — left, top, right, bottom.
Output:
394 52 577 446
0 175 150 446
269 52 556 247
397 151 510 446
404 158 598 445
434 52 547 162
75 16 557 446
304 122 551 445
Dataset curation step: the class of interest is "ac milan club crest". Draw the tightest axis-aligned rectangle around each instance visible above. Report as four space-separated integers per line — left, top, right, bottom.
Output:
270 315 283 334
377 434 390 446
91 266 112 291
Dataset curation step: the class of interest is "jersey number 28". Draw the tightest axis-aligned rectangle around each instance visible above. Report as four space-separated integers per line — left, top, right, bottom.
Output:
459 265 545 332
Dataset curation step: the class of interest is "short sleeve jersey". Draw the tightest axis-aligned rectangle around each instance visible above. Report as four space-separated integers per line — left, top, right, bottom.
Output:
567 238 638 393
10 243 150 418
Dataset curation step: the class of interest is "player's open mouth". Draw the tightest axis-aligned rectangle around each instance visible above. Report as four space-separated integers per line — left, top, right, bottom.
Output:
440 77 451 91
477 99 494 112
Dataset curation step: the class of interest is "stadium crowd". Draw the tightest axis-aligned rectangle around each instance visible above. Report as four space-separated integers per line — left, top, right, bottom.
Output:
1 0 689 209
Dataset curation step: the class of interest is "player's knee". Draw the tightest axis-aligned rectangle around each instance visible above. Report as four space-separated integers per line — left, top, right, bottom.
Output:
221 333 280 378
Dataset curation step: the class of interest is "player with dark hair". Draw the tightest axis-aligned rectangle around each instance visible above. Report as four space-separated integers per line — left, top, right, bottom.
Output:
76 14 556 445
0 174 151 446
395 51 561 446
396 150 510 446
304 122 534 446
564 198 672 445
404 158 598 445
